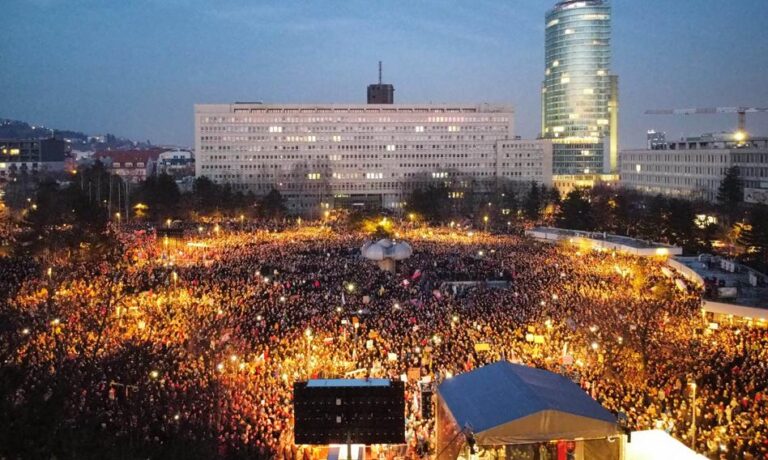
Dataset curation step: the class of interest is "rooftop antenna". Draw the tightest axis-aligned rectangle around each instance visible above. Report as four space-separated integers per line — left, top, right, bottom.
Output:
378 61 382 85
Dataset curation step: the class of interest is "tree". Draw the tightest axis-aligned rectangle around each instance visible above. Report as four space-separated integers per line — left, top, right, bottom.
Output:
739 204 768 271
664 198 697 252
556 188 594 230
523 182 543 221
717 166 743 217
406 185 451 222
258 189 287 218
132 173 181 220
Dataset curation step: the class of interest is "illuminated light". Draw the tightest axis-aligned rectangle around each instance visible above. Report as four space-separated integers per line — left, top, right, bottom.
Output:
561 77 570 84
256 315 263 321
230 354 238 362
734 130 747 142
51 318 60 326
617 336 623 344
655 248 669 257
552 294 558 300
452 315 459 323
217 309 224 315
552 126 565 133
335 307 342 313
21 328 30 335
150 370 160 379
597 70 606 76
589 325 598 333
279 296 286 303
281 373 288 381
238 362 246 371
137 320 146 330
552 60 559 67
393 303 400 310
305 328 312 338
584 168 590 174
635 164 642 173
174 414 180 421
583 88 594 95
477 250 484 257
263 277 270 283
591 342 599 351
9 148 20 155
346 283 355 293
547 18 559 27
597 119 609 125
569 113 580 120
564 28 574 35
216 363 225 372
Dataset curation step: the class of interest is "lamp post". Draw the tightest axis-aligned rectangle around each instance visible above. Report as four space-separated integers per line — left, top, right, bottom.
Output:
689 381 697 450
483 215 489 231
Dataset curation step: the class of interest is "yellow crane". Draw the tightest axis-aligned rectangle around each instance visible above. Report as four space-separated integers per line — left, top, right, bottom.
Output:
645 106 768 142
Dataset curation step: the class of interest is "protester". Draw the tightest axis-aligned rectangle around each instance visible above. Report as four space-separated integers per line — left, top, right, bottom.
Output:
1 223 765 459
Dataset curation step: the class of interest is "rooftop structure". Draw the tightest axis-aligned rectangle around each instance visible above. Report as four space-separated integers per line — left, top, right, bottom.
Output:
672 256 768 311
527 227 683 256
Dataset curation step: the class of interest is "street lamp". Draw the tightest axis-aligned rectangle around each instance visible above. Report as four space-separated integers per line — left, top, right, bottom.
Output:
483 215 489 231
689 381 697 450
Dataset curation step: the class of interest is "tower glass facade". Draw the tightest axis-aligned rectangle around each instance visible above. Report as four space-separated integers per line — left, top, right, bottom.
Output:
543 0 613 175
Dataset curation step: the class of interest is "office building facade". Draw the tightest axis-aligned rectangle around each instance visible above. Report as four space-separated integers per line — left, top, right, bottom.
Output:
620 134 768 202
542 0 618 175
195 103 552 214
0 137 67 178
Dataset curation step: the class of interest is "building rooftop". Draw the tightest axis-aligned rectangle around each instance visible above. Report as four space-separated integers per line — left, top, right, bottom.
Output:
531 227 678 250
675 256 768 309
93 148 166 164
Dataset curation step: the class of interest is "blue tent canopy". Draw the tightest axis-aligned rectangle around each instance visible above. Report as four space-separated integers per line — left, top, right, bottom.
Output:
437 361 618 445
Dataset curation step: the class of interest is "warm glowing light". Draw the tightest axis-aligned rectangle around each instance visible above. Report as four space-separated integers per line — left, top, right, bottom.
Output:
150 370 159 379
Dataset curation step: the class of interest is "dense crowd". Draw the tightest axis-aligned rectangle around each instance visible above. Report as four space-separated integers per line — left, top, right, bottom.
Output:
1 223 766 459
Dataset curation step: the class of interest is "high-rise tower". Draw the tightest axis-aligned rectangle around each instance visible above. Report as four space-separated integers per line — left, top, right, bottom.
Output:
542 0 618 175
367 61 394 104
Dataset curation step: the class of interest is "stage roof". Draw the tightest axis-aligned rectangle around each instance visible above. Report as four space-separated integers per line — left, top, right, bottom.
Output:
437 361 618 445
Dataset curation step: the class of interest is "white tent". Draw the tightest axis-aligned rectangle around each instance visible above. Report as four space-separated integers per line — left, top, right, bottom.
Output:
625 430 707 460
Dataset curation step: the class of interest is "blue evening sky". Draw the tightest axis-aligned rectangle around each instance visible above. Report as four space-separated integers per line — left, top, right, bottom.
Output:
1 0 767 148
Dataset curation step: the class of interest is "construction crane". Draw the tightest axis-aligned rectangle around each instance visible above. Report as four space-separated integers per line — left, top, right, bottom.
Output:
645 107 768 142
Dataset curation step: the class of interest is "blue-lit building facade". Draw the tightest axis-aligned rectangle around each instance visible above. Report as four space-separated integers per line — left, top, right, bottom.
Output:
542 0 618 175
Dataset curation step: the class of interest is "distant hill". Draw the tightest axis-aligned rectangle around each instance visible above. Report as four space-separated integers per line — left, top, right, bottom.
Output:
0 118 152 151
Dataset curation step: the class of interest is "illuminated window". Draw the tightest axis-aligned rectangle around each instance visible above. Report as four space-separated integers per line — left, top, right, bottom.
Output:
307 173 321 180
561 77 570 84
268 126 283 133
635 164 642 173
448 126 460 132
569 113 579 120
386 145 396 151
597 119 609 126
552 127 565 133
415 126 425 132
564 29 574 35
365 172 383 179
432 172 448 179
597 70 606 76
583 88 594 95
9 148 20 155
332 135 341 142
552 60 559 67
547 19 559 27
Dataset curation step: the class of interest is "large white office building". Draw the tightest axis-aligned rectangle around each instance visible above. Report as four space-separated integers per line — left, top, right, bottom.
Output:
620 133 768 202
195 103 552 214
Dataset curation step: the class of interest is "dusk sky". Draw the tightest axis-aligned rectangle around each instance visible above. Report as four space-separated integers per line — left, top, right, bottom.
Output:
2 0 767 148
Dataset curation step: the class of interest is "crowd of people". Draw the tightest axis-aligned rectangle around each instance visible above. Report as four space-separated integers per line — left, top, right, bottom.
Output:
1 220 766 459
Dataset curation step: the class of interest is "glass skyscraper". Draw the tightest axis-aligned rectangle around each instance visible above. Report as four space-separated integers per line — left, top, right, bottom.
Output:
542 0 618 175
